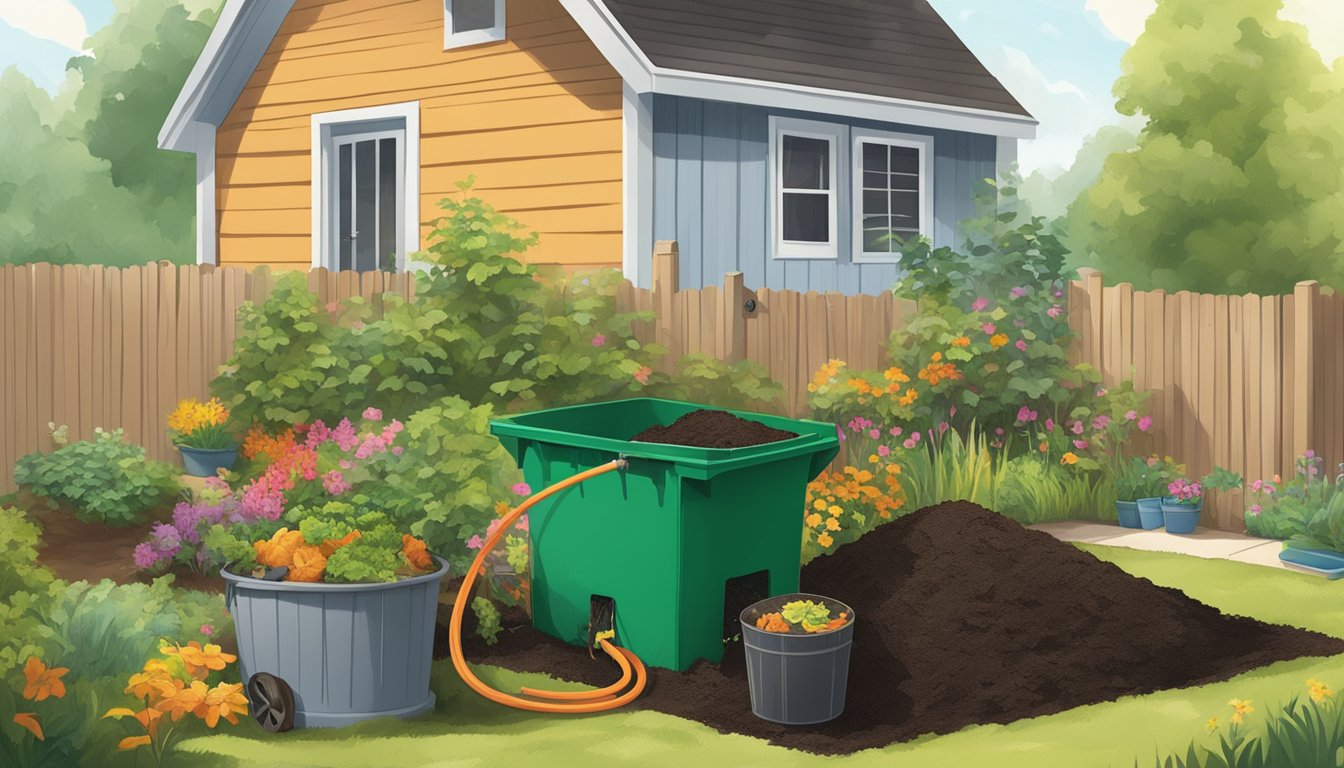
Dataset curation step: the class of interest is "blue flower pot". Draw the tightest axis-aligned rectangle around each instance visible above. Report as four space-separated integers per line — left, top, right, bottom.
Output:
1160 496 1202 534
1137 497 1164 530
178 445 238 477
1115 500 1142 529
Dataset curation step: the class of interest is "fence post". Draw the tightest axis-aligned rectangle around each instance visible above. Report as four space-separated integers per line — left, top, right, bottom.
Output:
719 271 746 364
653 241 679 358
1293 280 1319 462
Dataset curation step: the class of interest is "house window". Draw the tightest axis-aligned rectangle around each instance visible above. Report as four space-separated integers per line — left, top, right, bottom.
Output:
445 0 505 50
853 130 933 262
770 117 844 259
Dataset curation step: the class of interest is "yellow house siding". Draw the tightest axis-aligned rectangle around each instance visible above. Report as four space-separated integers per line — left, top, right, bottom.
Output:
215 0 624 270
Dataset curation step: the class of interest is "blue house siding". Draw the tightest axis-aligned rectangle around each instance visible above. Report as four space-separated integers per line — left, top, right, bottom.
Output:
648 94 998 295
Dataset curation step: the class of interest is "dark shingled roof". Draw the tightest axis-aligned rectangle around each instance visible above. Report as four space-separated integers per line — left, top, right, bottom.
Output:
596 0 1031 117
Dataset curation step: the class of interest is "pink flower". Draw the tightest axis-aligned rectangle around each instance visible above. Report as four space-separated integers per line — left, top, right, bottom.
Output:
938 421 949 434
1045 418 1055 432
848 417 874 433
354 433 387 460
200 623 215 637
322 470 351 495
332 418 359 452
889 427 903 437
516 515 530 533
512 482 532 496
466 535 484 551
1015 339 1028 352
363 407 383 421
1071 420 1085 435
972 297 989 312
391 446 404 456
1073 440 1089 450
1009 286 1027 299
1092 415 1110 430
304 419 332 448
1096 388 1108 397
903 438 918 449
592 334 607 347
1047 306 1063 319
339 459 352 470
1248 504 1262 515
1124 410 1138 421
911 431 921 441
981 322 996 335
1054 289 1063 298
949 405 957 418
995 427 1005 436
1016 406 1038 423
869 428 880 439
877 444 891 457
836 424 846 441
1138 416 1153 432
634 365 652 385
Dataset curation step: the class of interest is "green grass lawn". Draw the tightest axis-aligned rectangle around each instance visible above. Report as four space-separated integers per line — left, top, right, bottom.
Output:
177 545 1344 768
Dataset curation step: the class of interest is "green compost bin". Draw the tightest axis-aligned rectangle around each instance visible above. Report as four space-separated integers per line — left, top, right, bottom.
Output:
490 398 839 672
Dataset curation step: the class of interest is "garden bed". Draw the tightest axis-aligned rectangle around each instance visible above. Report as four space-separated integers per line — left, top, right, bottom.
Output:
455 501 1344 755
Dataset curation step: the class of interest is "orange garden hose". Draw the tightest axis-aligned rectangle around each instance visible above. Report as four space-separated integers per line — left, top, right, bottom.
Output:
448 459 648 712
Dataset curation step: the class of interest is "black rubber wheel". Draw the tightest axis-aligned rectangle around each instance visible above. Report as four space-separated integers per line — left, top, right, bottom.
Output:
247 672 296 733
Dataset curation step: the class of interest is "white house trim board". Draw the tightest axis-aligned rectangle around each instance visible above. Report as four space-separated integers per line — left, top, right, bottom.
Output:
443 0 507 50
557 0 654 92
310 101 422 271
622 83 652 286
769 116 845 261
851 128 934 265
193 122 217 265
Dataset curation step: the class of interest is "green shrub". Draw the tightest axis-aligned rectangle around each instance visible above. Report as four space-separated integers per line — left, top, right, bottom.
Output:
994 455 1116 526
0 507 53 600
472 596 503 645
13 429 181 526
1151 689 1344 768
649 353 785 412
1245 452 1337 540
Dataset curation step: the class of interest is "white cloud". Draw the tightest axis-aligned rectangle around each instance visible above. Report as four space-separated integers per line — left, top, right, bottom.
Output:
1085 0 1155 44
1039 22 1061 38
0 0 89 53
1284 0 1344 63
1002 46 1089 102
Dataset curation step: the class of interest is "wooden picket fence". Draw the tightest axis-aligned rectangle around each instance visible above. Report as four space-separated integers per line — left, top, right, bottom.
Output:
0 262 414 492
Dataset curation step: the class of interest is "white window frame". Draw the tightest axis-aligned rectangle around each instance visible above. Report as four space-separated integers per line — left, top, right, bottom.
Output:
310 101 421 272
769 116 844 260
444 0 506 50
852 129 934 264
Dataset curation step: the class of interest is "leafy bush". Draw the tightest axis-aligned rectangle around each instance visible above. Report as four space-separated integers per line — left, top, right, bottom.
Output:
1116 455 1179 501
13 429 181 526
1286 490 1344 555
649 353 785 412
0 507 53 601
1244 452 1337 540
1152 683 1342 768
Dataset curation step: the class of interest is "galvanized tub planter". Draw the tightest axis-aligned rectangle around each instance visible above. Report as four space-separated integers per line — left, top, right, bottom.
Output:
740 593 855 725
221 557 448 731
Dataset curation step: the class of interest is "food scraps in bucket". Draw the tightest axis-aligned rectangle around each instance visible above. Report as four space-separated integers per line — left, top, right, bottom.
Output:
755 600 849 634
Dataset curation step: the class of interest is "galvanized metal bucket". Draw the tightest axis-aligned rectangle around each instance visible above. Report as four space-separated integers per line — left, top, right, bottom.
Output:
222 557 447 729
740 593 854 725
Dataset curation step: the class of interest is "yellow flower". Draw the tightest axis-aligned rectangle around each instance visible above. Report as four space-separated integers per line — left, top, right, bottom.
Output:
195 682 249 728
1206 716 1219 733
161 642 237 678
805 513 823 528
1060 452 1078 465
22 657 68 702
826 517 841 531
868 454 879 463
1308 678 1334 704
816 532 834 548
990 333 1009 349
813 499 827 511
167 397 229 434
899 388 919 406
828 505 843 517
883 367 909 383
1228 698 1253 724
125 660 176 701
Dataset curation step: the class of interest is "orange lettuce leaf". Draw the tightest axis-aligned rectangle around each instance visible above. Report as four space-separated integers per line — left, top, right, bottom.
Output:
285 545 327 582
319 529 361 557
402 534 433 571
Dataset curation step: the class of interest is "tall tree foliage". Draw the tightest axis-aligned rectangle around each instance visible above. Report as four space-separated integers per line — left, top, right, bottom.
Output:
1068 0 1344 294
0 0 217 266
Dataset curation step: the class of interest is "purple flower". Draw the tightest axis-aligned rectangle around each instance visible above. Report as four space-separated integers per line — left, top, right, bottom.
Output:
836 424 845 441
1015 339 1028 352
1249 504 1262 515
592 334 607 347
133 542 163 570
972 297 990 312
1016 406 1038 423
1054 289 1063 298
151 523 181 553
512 482 532 496
363 407 383 421
1138 416 1153 432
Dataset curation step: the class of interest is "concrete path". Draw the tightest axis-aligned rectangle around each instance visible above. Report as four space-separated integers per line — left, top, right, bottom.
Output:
1029 521 1296 572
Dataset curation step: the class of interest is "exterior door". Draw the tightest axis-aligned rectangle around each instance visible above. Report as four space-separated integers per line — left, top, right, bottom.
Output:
332 129 403 272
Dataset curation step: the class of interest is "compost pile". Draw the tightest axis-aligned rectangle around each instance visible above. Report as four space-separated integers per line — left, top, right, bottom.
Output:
629 408 796 448
459 501 1344 755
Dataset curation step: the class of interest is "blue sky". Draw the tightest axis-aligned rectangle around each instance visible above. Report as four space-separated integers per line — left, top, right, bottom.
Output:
1 0 1339 175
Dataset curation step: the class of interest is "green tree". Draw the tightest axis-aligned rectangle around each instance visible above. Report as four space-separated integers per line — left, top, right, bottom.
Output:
1069 0 1344 294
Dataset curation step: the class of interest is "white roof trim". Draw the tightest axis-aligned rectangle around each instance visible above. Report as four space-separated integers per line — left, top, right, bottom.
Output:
558 0 1036 139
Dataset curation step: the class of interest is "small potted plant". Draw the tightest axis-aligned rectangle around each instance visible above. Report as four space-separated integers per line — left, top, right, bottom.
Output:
168 397 238 477
1162 466 1243 534
739 593 854 725
1282 475 1344 578
1114 456 1173 529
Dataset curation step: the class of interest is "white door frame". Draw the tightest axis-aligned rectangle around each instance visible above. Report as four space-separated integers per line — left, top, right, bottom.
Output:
311 101 421 271
330 128 405 272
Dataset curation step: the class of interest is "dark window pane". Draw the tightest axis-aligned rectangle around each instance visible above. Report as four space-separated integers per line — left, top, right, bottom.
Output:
782 193 828 242
862 142 887 172
890 172 919 191
890 146 920 174
355 140 377 272
452 0 495 33
782 135 829 190
863 190 888 216
338 143 352 271
862 216 890 252
862 170 886 189
890 190 919 220
378 138 398 272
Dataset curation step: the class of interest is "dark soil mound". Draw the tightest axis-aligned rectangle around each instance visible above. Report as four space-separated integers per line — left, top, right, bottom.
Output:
629 408 796 449
454 501 1344 755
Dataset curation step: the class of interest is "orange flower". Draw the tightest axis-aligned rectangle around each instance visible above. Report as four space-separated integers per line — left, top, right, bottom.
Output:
817 531 834 547
22 657 68 702
161 642 236 678
241 425 296 462
804 512 823 528
883 366 909 383
931 351 943 362
990 333 1009 349
951 336 971 348
195 682 249 728
156 679 210 722
1061 452 1079 465
12 712 43 740
825 517 841 532
286 545 328 582
118 735 152 751
402 534 433 571
254 528 305 569
320 529 362 557
755 613 790 633
898 388 919 406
